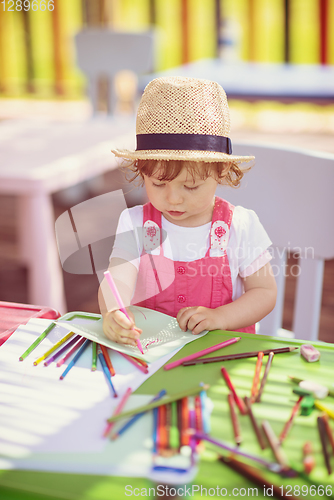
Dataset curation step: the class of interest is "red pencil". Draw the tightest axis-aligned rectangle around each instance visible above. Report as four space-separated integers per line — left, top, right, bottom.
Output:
279 396 303 443
227 393 242 446
221 367 247 415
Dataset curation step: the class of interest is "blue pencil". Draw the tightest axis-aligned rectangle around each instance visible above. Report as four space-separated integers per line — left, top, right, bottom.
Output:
111 389 167 440
59 339 90 380
98 351 117 398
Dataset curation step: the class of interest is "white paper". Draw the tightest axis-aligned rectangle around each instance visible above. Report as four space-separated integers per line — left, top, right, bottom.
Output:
0 319 180 457
57 306 208 363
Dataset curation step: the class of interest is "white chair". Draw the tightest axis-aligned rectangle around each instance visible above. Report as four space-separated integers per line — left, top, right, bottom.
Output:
217 142 334 341
74 29 154 115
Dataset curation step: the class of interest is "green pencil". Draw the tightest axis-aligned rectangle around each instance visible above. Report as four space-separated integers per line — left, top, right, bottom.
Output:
107 384 210 424
91 342 97 371
169 401 180 449
19 322 56 361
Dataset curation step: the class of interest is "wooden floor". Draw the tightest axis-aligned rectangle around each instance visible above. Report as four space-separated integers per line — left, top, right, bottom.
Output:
0 103 333 344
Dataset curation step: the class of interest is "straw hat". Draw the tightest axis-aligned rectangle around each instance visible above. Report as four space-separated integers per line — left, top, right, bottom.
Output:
111 76 254 164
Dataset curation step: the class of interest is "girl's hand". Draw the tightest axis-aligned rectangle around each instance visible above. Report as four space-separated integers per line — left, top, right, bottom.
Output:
102 308 142 346
177 306 219 335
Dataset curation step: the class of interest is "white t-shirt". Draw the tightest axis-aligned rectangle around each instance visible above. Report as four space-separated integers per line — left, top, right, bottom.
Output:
111 203 272 301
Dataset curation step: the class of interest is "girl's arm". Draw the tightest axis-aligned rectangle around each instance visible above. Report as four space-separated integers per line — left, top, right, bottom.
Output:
98 257 141 346
177 262 277 334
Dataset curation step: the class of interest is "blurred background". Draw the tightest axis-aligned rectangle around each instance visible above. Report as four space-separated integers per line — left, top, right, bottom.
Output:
0 0 333 342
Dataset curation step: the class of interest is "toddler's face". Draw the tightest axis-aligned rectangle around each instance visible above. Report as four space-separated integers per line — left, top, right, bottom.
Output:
143 164 219 227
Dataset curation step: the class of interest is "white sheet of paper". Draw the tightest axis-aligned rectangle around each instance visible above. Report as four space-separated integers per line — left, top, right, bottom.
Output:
57 306 208 362
0 319 181 458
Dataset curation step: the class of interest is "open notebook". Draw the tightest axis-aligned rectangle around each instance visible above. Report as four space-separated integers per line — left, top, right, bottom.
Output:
58 306 208 363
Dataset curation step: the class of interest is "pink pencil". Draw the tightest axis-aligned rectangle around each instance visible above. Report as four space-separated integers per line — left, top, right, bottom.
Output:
103 387 132 438
104 270 144 355
118 351 149 374
164 337 241 371
56 337 86 367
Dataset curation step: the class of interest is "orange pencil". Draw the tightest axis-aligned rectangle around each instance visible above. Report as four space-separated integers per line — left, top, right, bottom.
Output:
100 344 116 376
221 367 247 415
158 405 168 454
181 397 190 446
128 355 148 368
251 351 264 401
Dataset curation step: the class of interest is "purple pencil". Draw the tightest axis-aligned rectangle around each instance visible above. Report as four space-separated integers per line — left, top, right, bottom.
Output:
44 335 82 366
56 337 86 367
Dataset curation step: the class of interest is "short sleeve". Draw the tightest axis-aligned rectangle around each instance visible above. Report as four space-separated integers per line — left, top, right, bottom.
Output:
110 206 144 270
229 206 272 275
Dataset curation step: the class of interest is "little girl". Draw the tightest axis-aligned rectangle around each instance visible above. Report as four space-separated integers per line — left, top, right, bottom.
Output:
99 76 277 346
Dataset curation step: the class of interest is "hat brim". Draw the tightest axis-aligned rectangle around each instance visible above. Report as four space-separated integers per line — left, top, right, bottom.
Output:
111 148 255 164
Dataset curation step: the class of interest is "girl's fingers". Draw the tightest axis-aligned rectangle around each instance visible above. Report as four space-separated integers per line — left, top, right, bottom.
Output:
177 307 194 331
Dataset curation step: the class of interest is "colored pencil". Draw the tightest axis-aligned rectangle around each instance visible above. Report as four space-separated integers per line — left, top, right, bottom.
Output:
251 351 264 401
321 414 334 453
244 396 267 450
218 456 300 500
19 321 57 361
152 406 159 454
98 350 117 397
44 335 81 366
182 346 298 366
314 400 334 420
164 337 241 370
255 352 274 402
129 355 148 368
227 393 242 446
59 339 90 380
199 386 210 434
56 337 86 367
104 270 144 355
118 351 149 374
107 384 209 423
100 344 116 376
317 416 332 475
194 432 283 472
111 389 166 440
262 420 289 468
163 403 171 453
169 401 180 450
91 342 97 371
181 397 190 446
103 387 132 438
34 332 75 366
279 396 303 443
221 367 247 415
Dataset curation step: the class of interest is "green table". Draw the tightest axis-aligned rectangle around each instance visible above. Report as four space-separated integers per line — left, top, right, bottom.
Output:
1 331 334 500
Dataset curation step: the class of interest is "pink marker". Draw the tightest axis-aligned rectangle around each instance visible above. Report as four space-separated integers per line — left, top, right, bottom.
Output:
103 270 144 355
164 337 241 371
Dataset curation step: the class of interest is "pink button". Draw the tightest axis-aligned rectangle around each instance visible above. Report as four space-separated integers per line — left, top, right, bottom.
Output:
177 266 186 275
177 295 186 303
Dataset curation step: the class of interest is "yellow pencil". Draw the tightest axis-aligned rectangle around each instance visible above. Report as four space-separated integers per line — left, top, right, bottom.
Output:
314 401 334 420
33 332 75 366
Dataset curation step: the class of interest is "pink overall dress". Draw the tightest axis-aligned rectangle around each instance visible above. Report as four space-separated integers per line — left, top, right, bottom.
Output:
131 196 255 334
